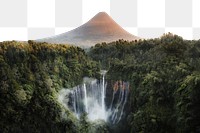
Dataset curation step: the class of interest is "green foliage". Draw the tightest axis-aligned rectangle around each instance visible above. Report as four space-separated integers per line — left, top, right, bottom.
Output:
89 33 200 133
79 113 109 133
0 41 100 132
1 33 200 132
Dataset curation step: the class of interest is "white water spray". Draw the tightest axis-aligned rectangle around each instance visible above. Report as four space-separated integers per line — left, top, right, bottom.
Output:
83 83 88 113
68 72 108 121
57 71 129 123
110 81 129 124
101 73 106 118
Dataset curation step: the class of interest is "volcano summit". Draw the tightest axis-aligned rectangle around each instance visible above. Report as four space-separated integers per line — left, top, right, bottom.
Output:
37 12 139 48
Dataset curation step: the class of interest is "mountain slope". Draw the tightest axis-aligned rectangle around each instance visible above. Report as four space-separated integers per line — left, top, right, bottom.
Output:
37 12 139 48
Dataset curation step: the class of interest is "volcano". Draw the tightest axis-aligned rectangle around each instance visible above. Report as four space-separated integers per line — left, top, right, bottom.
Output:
37 12 139 48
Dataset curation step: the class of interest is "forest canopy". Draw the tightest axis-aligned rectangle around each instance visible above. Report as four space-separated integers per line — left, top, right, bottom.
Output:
0 41 101 133
1 33 200 133
89 33 200 133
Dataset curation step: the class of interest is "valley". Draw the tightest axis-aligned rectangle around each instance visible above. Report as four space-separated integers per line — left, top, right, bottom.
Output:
1 34 200 132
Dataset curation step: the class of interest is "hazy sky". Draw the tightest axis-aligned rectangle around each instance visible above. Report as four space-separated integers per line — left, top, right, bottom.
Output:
0 0 199 41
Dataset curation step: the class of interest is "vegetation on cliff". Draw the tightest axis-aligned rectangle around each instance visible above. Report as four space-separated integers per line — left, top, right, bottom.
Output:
0 41 101 133
89 33 200 133
1 32 200 133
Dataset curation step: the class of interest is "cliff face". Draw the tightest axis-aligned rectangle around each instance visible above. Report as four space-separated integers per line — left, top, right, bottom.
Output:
37 12 139 48
0 41 101 133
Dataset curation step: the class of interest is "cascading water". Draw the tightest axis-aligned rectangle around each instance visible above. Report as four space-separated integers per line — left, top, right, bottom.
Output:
101 71 106 119
58 70 129 123
83 83 88 113
109 81 129 124
70 72 107 121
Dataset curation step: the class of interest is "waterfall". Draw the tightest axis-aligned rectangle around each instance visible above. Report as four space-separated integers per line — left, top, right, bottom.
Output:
117 83 129 123
73 90 77 114
101 73 106 118
58 71 129 123
109 91 116 110
110 81 129 124
67 72 107 121
83 83 88 113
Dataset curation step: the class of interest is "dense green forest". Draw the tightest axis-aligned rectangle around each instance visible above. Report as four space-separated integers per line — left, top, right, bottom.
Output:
0 41 109 133
89 33 200 133
1 33 200 133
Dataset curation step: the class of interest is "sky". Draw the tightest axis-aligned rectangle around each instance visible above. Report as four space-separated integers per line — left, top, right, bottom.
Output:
0 0 199 41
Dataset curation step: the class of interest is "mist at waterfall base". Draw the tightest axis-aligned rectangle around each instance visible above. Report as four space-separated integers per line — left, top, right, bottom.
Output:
58 72 129 124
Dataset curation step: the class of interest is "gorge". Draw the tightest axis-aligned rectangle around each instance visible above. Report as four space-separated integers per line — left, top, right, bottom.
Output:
58 71 130 124
1 34 200 132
